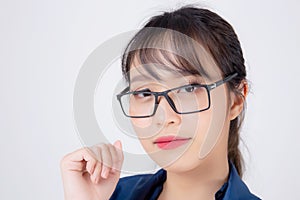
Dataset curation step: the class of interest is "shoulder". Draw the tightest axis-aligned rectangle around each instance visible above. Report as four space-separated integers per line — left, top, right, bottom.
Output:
110 169 166 200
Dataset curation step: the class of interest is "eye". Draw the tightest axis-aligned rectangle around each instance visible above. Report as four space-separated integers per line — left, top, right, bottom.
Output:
185 85 196 92
178 84 198 93
133 88 152 98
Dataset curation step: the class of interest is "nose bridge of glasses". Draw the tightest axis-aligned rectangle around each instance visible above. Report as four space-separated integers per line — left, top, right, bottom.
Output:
156 91 178 113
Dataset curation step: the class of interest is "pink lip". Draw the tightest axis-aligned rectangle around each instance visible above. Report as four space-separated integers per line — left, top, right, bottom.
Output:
154 136 191 150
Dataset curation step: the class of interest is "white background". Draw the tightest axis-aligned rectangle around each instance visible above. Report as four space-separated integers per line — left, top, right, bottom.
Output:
1 0 299 199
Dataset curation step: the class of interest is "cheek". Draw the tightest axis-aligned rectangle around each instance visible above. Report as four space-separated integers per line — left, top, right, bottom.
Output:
130 117 163 139
211 86 230 117
130 118 153 139
139 138 152 152
197 86 229 158
131 118 153 128
195 110 213 138
186 110 213 158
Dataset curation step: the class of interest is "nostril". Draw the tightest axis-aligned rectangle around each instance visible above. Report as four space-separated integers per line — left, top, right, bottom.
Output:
154 100 182 128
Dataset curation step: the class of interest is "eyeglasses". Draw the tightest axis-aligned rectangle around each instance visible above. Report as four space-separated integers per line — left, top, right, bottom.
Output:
116 72 238 118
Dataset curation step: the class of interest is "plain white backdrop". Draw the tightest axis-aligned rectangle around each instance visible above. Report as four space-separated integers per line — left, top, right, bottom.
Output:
1 0 299 199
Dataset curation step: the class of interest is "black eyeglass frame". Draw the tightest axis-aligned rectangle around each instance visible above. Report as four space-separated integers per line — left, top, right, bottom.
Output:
116 72 238 118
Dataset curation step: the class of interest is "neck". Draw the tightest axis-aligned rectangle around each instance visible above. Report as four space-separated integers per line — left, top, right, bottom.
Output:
160 157 229 200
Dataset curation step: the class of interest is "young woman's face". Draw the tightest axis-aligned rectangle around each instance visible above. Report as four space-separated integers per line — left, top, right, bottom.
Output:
127 59 232 173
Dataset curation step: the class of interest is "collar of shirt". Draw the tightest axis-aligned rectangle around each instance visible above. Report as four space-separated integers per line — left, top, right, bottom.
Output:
110 161 261 200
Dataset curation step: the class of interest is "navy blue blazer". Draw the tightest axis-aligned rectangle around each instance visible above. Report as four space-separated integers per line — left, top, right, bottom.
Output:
110 162 261 200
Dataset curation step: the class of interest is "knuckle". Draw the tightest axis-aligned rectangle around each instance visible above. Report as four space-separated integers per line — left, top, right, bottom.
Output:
60 150 78 168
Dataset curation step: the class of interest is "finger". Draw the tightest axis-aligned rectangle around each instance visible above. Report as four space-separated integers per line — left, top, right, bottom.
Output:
89 145 103 161
108 144 118 174
69 147 95 162
113 140 124 171
100 144 113 179
89 146 103 184
113 140 122 150
109 140 124 173
60 148 96 172
85 157 97 175
91 161 103 184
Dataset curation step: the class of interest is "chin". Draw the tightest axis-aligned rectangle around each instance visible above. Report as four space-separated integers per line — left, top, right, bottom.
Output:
164 164 193 174
163 154 203 174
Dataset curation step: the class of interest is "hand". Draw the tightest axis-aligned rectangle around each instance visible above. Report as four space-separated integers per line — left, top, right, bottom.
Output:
60 140 124 200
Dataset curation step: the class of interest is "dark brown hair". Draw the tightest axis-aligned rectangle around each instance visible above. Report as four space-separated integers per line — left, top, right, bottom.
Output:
121 5 247 177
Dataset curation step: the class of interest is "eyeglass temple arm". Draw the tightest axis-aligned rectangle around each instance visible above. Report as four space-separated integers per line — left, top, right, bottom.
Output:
116 86 130 99
208 72 238 90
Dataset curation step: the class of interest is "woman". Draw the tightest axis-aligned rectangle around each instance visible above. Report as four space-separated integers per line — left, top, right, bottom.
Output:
61 5 261 200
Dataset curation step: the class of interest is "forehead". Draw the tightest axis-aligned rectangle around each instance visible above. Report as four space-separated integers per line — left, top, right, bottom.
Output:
129 64 203 83
127 48 222 84
128 66 210 92
128 58 213 87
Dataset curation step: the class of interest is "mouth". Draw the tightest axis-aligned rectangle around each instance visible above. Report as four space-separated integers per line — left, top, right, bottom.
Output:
153 136 191 150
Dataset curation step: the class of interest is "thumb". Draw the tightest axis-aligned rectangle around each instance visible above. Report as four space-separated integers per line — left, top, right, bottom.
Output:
113 140 122 150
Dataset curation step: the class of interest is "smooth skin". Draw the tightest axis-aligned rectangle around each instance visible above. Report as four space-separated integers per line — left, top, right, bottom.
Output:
60 82 248 200
60 69 248 200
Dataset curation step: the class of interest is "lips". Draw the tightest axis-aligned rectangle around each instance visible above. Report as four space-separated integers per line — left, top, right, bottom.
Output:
154 136 191 150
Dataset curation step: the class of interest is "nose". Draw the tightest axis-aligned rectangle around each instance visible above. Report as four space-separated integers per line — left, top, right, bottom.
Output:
155 95 182 126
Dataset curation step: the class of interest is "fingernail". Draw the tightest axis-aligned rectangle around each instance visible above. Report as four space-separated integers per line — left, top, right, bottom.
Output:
92 174 98 183
101 168 108 179
114 140 122 149
95 177 99 184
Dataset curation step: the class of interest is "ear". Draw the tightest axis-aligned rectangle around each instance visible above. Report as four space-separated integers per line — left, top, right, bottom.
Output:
229 80 249 120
